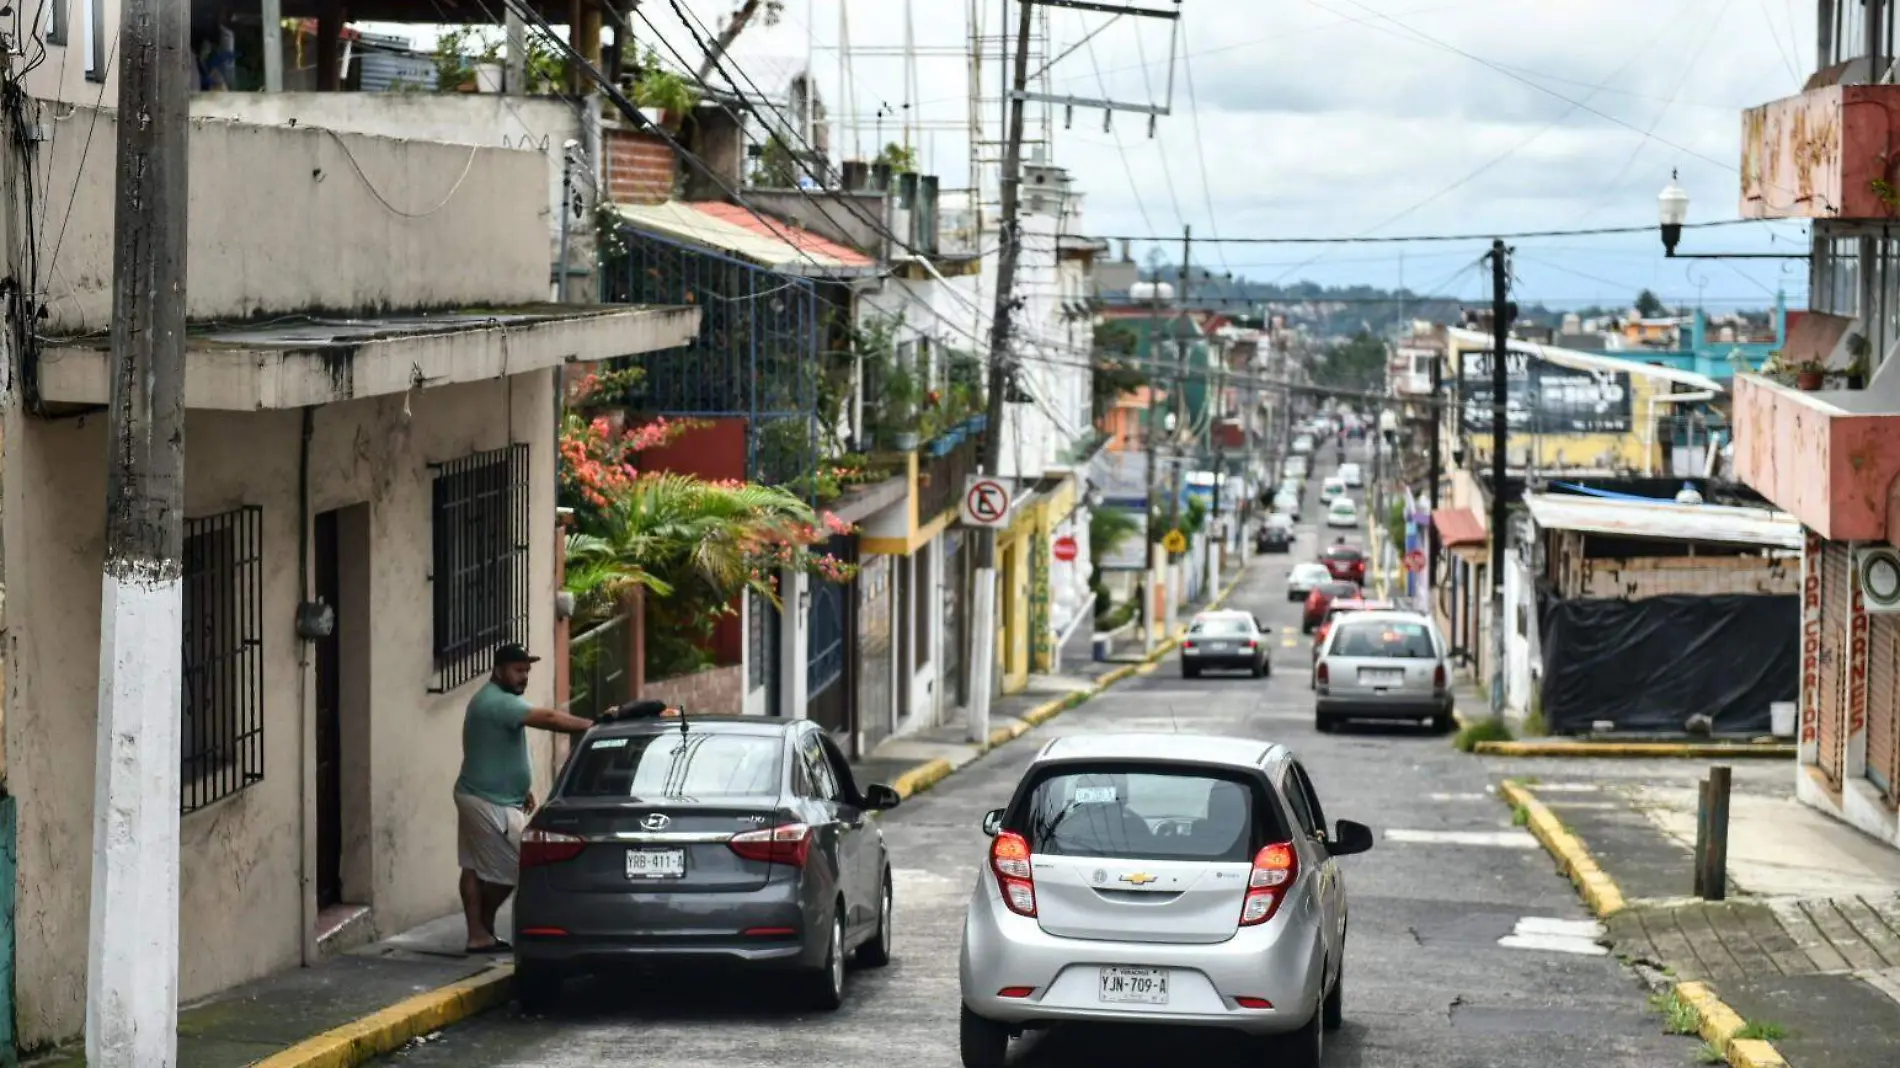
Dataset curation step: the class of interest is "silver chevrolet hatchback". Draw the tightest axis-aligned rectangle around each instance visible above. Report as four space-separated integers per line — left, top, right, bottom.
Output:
958 734 1374 1068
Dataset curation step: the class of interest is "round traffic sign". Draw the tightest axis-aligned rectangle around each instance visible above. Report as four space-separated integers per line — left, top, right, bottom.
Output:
964 478 1010 525
1404 549 1427 573
1162 529 1188 554
1052 535 1079 562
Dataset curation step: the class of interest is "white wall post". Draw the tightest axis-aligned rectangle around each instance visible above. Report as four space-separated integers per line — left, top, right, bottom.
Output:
967 563 996 743
781 568 810 719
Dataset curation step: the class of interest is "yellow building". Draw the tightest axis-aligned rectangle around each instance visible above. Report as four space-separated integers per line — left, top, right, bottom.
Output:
993 475 1078 693
1443 328 1722 476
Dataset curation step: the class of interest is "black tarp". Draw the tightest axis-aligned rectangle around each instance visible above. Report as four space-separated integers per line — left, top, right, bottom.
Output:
1539 594 1797 735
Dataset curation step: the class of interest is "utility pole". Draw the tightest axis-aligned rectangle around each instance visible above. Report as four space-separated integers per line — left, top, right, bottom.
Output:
88 2 189 1065
1168 225 1190 540
969 0 1035 744
1486 239 1512 722
1143 270 1162 653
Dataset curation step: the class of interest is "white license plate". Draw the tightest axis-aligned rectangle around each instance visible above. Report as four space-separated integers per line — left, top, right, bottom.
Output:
1361 668 1404 687
1099 967 1169 1005
1204 642 1228 653
625 848 685 879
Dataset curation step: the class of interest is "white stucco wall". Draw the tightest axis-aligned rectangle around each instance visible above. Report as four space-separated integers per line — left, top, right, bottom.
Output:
2 371 558 1047
23 103 547 335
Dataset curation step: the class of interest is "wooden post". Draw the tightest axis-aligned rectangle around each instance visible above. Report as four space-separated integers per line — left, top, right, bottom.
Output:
87 0 190 1062
1701 765 1732 902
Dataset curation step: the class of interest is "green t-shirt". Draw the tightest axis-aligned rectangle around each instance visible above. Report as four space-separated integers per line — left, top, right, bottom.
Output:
454 682 532 807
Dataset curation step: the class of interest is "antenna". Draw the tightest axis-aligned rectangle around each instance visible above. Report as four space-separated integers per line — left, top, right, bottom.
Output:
678 703 689 734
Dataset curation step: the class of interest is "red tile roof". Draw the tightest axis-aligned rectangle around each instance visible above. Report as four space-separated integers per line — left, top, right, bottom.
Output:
1432 507 1488 548
688 202 876 269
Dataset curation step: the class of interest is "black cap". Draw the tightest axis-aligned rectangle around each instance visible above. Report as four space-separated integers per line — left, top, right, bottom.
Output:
494 643 541 667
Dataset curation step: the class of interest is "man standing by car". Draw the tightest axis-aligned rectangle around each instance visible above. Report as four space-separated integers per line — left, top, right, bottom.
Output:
454 643 600 954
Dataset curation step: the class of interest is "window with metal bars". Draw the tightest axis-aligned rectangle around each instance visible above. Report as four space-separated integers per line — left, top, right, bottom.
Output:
180 506 265 815
430 444 530 693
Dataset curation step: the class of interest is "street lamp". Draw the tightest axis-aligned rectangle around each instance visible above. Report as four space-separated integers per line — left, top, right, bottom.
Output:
1656 171 1805 259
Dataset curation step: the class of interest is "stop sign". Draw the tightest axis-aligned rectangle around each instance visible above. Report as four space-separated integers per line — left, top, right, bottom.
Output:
1052 535 1079 562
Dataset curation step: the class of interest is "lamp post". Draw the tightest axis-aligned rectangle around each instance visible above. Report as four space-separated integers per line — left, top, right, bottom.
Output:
1657 172 1806 260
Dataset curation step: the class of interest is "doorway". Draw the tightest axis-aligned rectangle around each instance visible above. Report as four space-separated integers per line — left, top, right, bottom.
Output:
314 511 342 909
313 505 372 930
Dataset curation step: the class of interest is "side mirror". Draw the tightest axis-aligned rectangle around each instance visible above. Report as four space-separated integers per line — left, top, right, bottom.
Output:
863 784 902 811
1328 819 1375 857
980 808 1004 837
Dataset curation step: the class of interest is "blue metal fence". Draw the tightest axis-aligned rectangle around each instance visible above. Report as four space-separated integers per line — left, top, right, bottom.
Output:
599 226 822 484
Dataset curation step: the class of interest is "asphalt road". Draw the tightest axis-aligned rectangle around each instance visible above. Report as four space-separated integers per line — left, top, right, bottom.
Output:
379 442 1701 1068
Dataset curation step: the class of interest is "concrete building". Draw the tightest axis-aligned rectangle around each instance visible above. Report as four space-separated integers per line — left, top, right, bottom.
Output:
1728 0 1900 851
0 5 696 1052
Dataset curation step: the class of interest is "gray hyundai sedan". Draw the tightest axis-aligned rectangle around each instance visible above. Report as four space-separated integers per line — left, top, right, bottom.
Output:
512 716 901 1011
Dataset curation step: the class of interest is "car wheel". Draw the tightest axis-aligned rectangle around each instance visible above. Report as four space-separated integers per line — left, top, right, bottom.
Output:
1323 960 1344 1031
513 960 564 1015
1301 620 1314 635
1431 710 1457 734
1277 1005 1325 1067
802 909 847 1011
1249 660 1263 679
855 870 893 967
1314 711 1334 734
959 1004 1011 1068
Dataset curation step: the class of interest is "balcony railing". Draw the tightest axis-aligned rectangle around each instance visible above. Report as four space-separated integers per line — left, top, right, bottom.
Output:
918 426 984 524
1732 372 1900 540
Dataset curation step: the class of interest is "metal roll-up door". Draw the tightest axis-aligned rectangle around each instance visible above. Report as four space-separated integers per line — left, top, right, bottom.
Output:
1868 613 1900 804
1819 542 1852 786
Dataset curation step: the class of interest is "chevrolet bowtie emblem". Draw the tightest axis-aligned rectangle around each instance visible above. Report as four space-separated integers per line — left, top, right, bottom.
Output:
1119 872 1158 886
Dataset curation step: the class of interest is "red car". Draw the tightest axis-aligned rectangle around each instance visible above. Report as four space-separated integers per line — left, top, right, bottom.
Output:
1301 580 1361 634
1320 543 1367 584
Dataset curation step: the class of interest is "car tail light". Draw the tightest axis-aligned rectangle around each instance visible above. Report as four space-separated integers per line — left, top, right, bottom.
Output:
1433 664 1447 690
1239 842 1299 926
1243 639 1257 650
991 831 1037 916
729 823 813 867
1182 640 1196 650
1234 996 1274 1009
519 829 586 869
1315 661 1330 685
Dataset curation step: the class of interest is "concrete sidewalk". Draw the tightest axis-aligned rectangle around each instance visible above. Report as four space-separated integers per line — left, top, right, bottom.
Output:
1507 767 1900 1068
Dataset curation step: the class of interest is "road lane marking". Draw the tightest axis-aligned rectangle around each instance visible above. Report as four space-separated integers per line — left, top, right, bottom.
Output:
1426 792 1492 802
1498 917 1608 956
1383 828 1542 849
1529 783 1603 793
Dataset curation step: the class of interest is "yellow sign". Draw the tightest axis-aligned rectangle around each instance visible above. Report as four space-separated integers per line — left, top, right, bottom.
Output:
1162 530 1188 554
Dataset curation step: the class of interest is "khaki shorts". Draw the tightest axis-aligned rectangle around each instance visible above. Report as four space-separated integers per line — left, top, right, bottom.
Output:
455 792 526 887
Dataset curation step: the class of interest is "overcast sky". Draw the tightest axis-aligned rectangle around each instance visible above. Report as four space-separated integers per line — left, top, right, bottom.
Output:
389 1 1817 313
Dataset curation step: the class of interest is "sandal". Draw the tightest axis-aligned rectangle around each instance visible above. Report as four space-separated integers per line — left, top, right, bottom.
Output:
466 939 512 955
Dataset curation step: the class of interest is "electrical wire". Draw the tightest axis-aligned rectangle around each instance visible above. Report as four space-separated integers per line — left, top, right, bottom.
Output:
325 129 480 219
1094 217 1794 244
1177 17 1232 282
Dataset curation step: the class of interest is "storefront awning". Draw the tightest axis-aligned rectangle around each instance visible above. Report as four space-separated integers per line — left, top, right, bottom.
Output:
1432 507 1488 548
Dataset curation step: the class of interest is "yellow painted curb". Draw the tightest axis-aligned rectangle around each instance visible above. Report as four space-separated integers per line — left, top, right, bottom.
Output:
1475 741 1795 759
1727 1038 1789 1068
891 758 955 800
1499 781 1627 917
251 965 513 1068
1677 980 1747 1047
1021 697 1070 727
1098 664 1138 687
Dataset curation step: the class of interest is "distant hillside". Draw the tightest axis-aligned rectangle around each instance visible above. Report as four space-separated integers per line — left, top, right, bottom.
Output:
1133 266 1593 337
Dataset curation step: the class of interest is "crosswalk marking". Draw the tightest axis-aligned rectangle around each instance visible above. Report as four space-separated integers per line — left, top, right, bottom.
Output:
1384 828 1541 849
1498 917 1608 956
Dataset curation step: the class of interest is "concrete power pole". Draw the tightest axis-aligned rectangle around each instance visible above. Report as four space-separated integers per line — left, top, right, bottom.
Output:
87 2 190 1065
968 0 1035 744
1486 239 1513 722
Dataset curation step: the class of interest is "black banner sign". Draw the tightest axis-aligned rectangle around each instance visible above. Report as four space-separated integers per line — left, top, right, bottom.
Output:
1457 349 1633 435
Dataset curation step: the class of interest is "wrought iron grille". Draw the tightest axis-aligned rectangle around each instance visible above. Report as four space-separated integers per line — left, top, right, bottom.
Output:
599 226 822 484
806 535 850 699
181 506 264 815
567 615 631 720
431 444 531 693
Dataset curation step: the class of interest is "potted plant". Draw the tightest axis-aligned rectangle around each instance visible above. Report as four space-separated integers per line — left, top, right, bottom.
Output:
632 50 697 131
1793 358 1828 391
883 364 919 450
1845 333 1872 389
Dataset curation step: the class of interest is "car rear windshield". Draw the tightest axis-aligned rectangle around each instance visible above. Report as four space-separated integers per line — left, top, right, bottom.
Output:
1016 766 1280 862
1323 547 1364 561
1190 618 1253 636
1318 581 1358 596
1331 620 1437 659
561 732 783 799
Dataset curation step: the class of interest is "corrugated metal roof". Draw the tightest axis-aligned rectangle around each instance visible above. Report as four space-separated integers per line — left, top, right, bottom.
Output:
1446 327 1725 393
611 200 878 278
1523 493 1802 549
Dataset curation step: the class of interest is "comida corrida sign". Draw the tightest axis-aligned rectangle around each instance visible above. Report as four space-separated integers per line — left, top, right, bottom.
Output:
1457 347 1633 435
